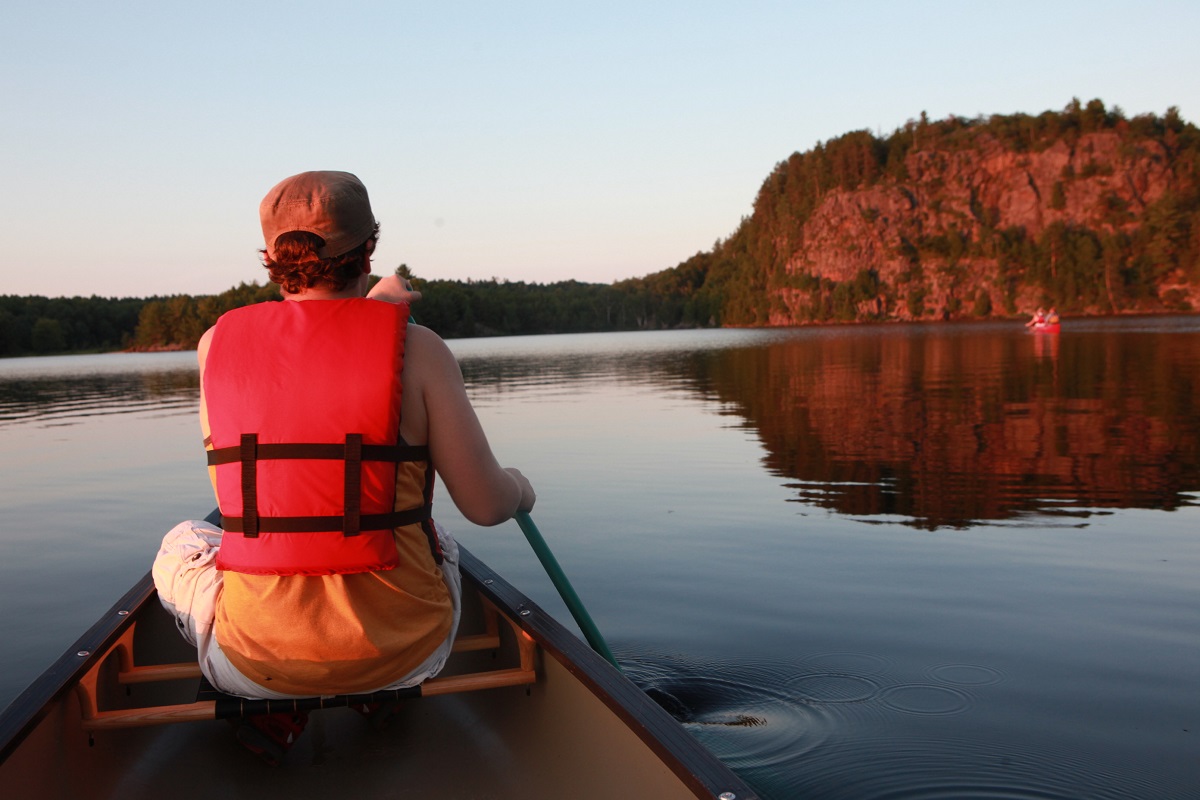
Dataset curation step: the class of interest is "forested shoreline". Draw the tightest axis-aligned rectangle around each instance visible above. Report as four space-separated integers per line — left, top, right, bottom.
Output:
689 98 1200 325
5 100 1198 357
0 295 145 357
0 276 700 357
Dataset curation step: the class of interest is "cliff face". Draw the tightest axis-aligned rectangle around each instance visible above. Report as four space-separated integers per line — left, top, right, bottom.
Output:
702 104 1200 327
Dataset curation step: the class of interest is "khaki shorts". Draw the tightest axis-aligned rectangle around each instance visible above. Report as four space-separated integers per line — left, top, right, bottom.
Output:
152 519 462 699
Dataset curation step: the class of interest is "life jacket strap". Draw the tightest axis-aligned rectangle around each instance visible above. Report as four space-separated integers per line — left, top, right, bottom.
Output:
421 453 444 566
220 505 433 534
344 434 362 537
206 442 430 465
241 434 259 538
216 433 433 540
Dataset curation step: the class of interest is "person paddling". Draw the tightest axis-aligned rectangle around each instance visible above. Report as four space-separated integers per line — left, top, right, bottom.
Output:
152 171 535 764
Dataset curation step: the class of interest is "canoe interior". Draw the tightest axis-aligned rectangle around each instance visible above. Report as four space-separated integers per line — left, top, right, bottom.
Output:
0 546 757 800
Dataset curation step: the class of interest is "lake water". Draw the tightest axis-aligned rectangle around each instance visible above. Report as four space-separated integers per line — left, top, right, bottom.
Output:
1 318 1198 799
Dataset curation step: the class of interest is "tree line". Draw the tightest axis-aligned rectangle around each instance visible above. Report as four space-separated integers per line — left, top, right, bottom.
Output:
2 276 708 357
0 295 145 356
128 275 709 348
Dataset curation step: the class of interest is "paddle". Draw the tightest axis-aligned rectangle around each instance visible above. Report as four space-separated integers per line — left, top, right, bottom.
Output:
514 511 621 671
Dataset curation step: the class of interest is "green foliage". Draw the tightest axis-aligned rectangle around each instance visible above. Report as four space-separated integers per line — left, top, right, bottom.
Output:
1079 160 1114 178
8 269 729 356
1137 190 1200 282
30 318 67 353
0 295 145 357
412 278 646 338
906 285 928 318
829 270 883 321
972 288 993 317
133 282 280 350
1050 181 1066 210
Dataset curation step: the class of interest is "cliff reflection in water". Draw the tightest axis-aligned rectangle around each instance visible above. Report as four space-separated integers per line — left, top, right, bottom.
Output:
693 322 1200 528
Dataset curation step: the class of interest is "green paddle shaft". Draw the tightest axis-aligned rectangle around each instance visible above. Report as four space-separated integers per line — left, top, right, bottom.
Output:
514 512 620 671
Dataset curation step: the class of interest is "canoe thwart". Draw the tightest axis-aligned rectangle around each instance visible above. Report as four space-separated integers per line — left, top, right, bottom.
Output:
111 628 504 688
77 596 537 731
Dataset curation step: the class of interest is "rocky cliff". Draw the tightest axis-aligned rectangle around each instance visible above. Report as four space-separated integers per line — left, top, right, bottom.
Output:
686 101 1200 326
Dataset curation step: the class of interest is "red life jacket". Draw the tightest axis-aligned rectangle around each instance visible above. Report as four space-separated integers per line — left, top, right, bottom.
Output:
204 298 438 576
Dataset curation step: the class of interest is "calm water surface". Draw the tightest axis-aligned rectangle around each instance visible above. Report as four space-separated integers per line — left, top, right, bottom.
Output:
1 319 1198 799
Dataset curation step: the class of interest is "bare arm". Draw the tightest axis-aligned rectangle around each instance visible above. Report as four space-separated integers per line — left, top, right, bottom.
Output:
403 325 535 526
196 326 217 496
367 274 422 304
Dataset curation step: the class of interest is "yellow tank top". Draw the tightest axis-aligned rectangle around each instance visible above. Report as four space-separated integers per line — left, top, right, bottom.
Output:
214 460 452 695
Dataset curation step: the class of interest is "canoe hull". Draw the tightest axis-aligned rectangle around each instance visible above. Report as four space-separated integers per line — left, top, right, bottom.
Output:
0 547 757 800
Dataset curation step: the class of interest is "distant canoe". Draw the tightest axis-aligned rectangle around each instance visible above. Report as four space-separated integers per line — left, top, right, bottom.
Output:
1030 320 1061 333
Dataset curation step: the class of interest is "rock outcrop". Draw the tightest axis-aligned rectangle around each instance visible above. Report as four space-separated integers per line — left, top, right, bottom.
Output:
684 102 1200 327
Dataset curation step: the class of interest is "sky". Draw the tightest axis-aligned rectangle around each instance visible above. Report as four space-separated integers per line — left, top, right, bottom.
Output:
3 1 1198 299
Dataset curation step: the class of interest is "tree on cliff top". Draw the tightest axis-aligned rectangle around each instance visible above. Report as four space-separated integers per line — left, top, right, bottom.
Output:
656 99 1200 325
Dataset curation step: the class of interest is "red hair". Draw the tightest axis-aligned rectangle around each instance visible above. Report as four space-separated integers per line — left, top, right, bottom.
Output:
261 225 379 294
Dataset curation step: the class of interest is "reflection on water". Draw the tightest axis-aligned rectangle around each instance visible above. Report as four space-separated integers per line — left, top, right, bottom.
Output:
701 321 1200 527
0 352 198 428
454 318 1200 527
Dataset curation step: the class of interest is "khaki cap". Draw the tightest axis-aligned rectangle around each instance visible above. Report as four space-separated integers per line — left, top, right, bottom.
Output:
259 171 376 259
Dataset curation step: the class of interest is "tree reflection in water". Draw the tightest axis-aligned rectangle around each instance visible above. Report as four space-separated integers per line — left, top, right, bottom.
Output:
457 317 1200 529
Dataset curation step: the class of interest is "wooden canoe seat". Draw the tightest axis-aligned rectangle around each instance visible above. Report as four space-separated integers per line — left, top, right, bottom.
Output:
76 597 537 731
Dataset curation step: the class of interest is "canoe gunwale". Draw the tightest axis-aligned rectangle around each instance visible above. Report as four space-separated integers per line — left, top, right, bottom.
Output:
1 546 758 800
460 547 757 799
0 572 153 764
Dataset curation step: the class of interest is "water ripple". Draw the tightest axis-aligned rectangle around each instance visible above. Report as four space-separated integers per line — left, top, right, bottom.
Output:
622 654 837 769
801 650 893 675
789 673 882 704
878 683 973 716
928 663 1006 687
770 734 1177 800
614 649 1184 799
